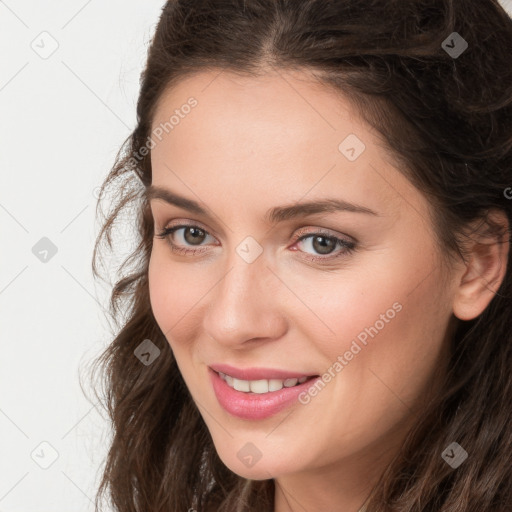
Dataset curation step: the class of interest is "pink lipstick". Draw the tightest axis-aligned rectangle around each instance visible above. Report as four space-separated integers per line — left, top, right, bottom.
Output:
209 366 320 420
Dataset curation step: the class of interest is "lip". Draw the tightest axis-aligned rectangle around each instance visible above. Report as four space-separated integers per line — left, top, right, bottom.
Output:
209 363 317 381
209 367 320 420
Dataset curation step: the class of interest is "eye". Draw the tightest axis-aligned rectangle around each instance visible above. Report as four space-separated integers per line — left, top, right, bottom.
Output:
155 223 357 262
292 230 356 262
155 224 215 255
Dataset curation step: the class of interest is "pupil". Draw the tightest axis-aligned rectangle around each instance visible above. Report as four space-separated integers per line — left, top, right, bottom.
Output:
185 227 205 245
313 236 335 255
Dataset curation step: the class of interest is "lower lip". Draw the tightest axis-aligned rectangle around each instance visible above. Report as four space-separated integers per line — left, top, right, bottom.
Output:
209 367 320 420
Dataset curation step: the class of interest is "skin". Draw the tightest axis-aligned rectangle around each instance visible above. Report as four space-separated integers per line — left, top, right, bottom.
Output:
146 68 509 512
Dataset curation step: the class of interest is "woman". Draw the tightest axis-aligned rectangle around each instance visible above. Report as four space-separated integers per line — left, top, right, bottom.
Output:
88 0 512 510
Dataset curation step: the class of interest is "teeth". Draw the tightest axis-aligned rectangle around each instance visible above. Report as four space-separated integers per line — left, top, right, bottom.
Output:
268 379 284 392
232 377 250 392
249 379 268 394
218 372 310 394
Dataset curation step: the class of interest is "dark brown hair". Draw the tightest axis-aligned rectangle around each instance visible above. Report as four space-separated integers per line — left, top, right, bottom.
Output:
86 1 512 510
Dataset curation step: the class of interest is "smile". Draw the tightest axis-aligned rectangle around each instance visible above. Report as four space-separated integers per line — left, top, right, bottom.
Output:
208 367 320 420
218 371 312 393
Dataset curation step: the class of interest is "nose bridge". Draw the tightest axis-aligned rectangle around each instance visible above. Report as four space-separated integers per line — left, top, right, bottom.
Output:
203 247 284 346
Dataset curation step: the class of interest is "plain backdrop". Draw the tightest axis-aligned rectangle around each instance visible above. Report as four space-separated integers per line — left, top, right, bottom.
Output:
1 1 511 510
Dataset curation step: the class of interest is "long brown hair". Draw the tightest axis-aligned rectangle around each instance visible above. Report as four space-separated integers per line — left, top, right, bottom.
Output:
86 1 512 510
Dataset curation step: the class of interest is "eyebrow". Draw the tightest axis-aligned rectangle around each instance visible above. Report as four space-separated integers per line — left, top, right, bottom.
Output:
145 185 379 224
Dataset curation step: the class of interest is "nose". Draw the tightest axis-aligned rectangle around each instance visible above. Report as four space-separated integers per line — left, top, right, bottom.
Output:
202 253 288 348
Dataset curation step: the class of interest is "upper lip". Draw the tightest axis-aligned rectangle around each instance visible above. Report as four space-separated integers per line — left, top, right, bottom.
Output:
209 363 318 381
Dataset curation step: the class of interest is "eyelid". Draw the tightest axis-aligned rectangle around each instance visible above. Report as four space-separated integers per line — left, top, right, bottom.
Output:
161 221 218 246
158 221 353 245
156 220 357 263
159 218 219 238
152 209 223 238
293 226 356 243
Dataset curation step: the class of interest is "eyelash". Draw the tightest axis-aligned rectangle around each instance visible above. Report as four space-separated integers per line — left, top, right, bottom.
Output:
155 222 357 263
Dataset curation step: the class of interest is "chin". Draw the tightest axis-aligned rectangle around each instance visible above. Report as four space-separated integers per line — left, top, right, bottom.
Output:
215 448 291 480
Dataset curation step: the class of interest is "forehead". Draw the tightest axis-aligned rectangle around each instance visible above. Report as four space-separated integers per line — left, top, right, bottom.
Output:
151 68 357 153
149 69 427 224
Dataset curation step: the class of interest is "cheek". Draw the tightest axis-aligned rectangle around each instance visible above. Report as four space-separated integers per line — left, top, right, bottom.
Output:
148 250 193 341
284 263 403 359
307 251 450 404
147 248 213 357
298 274 450 464
354 278 448 407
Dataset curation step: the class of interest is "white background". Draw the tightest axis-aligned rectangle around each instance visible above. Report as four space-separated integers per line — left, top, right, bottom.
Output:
1 1 511 510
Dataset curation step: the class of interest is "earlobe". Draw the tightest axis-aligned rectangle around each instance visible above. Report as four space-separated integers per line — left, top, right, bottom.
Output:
452 210 510 322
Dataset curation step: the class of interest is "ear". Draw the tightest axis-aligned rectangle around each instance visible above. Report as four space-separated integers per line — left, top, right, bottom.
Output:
452 209 510 321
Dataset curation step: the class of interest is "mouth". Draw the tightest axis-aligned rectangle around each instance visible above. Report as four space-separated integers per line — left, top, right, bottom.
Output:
209 363 319 383
208 366 321 420
214 370 319 394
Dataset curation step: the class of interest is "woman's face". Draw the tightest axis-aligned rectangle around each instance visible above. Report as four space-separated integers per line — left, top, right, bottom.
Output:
147 69 459 484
